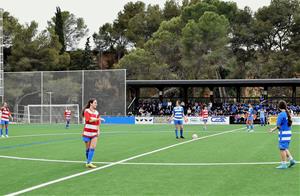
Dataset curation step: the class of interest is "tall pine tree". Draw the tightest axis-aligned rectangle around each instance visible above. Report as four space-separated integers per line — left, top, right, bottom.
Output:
82 37 95 69
55 7 65 53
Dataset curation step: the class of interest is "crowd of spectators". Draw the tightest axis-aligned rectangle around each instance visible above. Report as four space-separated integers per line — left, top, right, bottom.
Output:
134 99 300 118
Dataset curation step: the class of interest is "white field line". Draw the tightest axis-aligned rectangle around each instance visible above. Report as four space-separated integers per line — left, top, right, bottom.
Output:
4 128 299 139
5 127 244 196
1 155 297 166
7 133 80 138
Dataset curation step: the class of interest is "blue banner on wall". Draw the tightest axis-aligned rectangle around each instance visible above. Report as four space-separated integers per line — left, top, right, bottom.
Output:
102 116 135 124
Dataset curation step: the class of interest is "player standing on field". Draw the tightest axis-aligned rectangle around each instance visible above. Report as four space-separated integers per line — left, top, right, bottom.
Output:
64 107 72 129
270 100 296 169
0 102 12 138
258 108 266 126
246 104 254 132
170 100 186 139
200 106 209 130
82 98 104 168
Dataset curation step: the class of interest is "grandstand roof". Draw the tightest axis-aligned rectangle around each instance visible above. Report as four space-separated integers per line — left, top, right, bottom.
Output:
127 78 300 87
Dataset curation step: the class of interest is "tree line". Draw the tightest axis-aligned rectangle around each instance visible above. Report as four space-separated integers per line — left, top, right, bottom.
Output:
2 0 300 79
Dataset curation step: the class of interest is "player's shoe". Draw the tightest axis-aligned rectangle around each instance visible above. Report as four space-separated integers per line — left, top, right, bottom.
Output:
276 163 288 169
86 163 97 168
176 136 179 139
1 135 4 138
180 136 185 139
249 130 254 133
288 159 296 168
5 135 8 138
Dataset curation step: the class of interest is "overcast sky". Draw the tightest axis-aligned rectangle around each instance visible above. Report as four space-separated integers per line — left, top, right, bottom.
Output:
0 0 271 48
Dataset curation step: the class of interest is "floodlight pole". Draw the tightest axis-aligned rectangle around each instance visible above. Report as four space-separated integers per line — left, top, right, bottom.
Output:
0 8 4 103
46 92 53 124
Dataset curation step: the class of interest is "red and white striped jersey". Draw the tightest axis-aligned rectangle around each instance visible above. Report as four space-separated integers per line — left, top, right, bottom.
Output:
64 110 71 120
201 109 209 119
1 107 11 122
83 109 100 138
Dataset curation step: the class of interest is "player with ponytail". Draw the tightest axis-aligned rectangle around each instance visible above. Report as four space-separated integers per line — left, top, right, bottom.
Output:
82 98 105 168
270 100 296 169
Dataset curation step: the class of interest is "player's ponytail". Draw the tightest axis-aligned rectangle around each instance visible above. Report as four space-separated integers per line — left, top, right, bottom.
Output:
278 100 292 127
81 98 96 117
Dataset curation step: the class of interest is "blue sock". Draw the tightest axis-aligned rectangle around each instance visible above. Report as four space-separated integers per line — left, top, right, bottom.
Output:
5 128 8 135
0 129 2 135
175 129 178 137
87 148 95 163
180 129 183 137
85 148 89 159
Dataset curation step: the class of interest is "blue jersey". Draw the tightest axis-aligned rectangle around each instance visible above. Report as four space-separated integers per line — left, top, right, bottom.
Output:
277 111 291 142
247 108 254 120
173 106 184 121
259 110 265 118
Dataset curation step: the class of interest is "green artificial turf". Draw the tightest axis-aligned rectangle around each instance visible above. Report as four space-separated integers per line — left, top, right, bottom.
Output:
0 124 299 195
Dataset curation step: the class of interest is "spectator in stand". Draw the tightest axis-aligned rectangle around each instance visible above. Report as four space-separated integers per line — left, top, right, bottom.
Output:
134 99 300 118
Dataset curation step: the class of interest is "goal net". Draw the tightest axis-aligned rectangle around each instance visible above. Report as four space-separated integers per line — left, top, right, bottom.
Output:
24 104 79 124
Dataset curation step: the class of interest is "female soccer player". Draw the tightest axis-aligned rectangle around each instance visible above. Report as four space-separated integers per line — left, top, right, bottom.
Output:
200 106 209 130
82 98 104 168
0 102 12 138
258 108 266 126
170 100 186 139
64 107 71 129
270 100 296 169
246 104 254 132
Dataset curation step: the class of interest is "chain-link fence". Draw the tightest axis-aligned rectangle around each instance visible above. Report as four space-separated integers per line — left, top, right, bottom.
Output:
4 70 126 123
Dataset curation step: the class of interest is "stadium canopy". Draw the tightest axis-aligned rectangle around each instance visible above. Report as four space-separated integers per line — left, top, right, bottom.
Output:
127 78 300 87
127 78 300 105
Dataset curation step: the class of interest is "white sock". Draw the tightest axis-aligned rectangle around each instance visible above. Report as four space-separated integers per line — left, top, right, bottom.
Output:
288 156 294 161
282 161 287 165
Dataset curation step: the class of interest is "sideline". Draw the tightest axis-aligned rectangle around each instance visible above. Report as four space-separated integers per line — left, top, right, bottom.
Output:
1 154 295 166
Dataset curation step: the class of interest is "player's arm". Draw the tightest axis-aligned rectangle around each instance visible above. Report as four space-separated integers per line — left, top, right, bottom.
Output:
84 112 99 123
89 117 100 122
270 114 281 133
270 126 279 132
182 108 187 122
8 111 13 121
168 110 174 122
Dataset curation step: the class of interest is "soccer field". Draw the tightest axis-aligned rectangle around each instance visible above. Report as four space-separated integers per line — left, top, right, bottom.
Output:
0 124 299 195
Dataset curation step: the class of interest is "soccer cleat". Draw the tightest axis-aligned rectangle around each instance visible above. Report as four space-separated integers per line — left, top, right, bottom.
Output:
249 130 254 133
276 164 288 169
176 136 179 139
288 160 296 168
1 135 4 138
5 135 8 138
86 163 97 168
180 136 185 139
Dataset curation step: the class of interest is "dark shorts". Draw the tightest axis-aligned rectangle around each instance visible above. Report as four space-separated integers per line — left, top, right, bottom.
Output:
279 141 290 150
